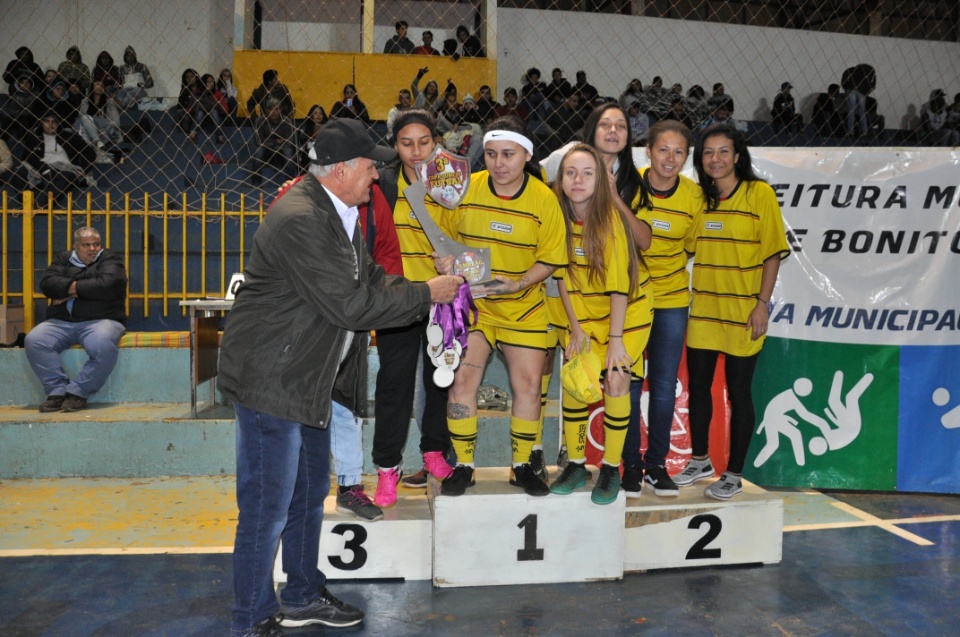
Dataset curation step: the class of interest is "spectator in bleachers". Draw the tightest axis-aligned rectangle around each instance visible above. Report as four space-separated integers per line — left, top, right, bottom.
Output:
841 64 874 138
386 89 412 139
440 97 483 168
35 76 73 126
476 84 498 125
412 30 440 56
545 68 572 108
619 78 644 113
919 90 960 147
699 95 739 132
77 80 123 150
117 46 154 109
298 104 327 169
521 68 548 116
3 74 40 139
0 137 27 195
493 87 529 122
21 112 96 207
246 69 294 119
645 76 670 120
217 68 240 123
708 82 734 116
4 46 44 95
384 21 415 54
92 51 121 98
57 47 91 94
662 93 693 130
625 95 650 145
771 81 803 135
812 83 843 138
330 84 371 125
43 69 59 88
247 97 297 186
574 70 599 106
546 88 584 151
190 73 227 144
177 68 203 134
411 67 441 115
684 85 710 130
435 82 461 134
25 226 127 414
456 25 485 58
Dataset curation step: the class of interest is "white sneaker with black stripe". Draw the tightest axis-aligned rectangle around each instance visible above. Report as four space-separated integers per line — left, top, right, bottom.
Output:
704 471 743 500
673 457 715 487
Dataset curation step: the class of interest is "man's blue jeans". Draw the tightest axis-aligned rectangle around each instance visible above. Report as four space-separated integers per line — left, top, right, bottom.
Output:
24 318 125 398
625 307 688 468
231 402 330 636
331 400 363 486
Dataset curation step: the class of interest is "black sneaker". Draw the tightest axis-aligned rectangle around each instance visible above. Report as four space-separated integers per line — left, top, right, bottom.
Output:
644 464 680 497
440 465 475 496
401 468 429 488
509 463 550 496
335 485 383 521
61 393 87 412
279 586 364 628
528 449 548 482
39 394 66 413
240 614 284 637
621 465 643 498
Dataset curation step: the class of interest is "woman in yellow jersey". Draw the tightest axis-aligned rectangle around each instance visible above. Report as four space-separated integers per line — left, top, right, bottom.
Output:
675 123 790 500
371 110 456 506
548 144 653 505
621 120 703 500
437 115 568 497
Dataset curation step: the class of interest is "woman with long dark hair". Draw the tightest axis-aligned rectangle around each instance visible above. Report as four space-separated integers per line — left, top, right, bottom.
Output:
674 123 789 500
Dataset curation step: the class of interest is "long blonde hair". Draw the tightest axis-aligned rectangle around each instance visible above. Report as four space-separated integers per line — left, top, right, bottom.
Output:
553 144 641 294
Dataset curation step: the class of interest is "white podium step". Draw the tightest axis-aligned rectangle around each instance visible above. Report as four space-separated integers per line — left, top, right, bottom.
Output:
275 488 433 582
428 467 625 588
623 478 783 572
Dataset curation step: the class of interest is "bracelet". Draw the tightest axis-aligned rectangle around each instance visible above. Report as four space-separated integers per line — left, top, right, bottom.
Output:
757 296 770 305
609 334 623 338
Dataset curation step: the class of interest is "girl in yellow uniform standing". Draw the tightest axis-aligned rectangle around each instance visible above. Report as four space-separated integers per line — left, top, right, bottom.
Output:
549 144 653 505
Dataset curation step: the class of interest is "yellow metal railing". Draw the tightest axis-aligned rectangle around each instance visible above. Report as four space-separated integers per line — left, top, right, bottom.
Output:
0 191 267 330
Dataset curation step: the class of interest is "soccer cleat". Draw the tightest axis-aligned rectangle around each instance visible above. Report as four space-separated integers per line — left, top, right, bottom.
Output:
400 468 429 488
335 485 383 521
423 450 454 480
440 464 475 496
373 466 402 508
621 465 643 498
673 457 716 487
279 586 364 628
704 471 743 500
643 464 680 497
528 449 548 482
509 463 550 496
549 462 591 495
591 464 622 505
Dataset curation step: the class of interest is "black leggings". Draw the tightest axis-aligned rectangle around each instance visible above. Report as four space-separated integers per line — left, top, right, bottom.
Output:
686 346 759 475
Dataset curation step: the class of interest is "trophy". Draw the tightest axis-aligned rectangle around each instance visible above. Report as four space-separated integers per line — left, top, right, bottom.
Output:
403 146 500 298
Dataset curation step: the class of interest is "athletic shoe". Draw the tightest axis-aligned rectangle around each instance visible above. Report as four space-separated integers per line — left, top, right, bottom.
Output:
423 450 454 480
591 464 622 505
509 463 550 496
373 466 402 508
240 614 284 637
643 464 680 497
621 465 643 498
335 485 383 521
401 468 428 488
440 465 475 496
61 393 87 412
549 462 590 495
704 471 743 500
528 449 548 482
39 394 66 413
279 586 364 628
673 457 715 487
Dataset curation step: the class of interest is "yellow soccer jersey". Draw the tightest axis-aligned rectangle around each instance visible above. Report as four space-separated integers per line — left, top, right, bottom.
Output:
393 169 460 282
636 169 704 309
557 216 653 349
451 171 568 329
686 180 790 357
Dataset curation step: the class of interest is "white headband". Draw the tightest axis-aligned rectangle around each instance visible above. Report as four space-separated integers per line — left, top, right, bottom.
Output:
483 130 534 156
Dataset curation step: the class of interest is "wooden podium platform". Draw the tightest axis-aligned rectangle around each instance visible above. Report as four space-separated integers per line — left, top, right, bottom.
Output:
273 467 783 586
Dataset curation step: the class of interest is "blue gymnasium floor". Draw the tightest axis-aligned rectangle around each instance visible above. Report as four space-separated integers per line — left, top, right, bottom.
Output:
2 486 959 636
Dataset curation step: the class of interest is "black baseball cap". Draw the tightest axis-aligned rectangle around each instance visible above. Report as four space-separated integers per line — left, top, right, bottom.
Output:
309 119 397 164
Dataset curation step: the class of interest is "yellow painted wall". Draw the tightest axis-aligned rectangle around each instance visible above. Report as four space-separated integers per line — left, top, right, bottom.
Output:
233 51 496 120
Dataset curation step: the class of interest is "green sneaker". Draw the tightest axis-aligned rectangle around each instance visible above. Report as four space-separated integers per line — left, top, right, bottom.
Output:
549 461 590 495
591 464 621 505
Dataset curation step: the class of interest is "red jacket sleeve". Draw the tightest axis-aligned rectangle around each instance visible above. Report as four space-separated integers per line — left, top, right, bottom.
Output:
359 185 404 276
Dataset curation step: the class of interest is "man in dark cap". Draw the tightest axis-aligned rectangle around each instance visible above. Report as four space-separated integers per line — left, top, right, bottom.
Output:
219 118 463 637
245 69 294 118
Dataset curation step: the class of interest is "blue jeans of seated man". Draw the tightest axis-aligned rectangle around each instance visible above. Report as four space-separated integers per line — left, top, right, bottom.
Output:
624 307 688 469
24 318 126 399
331 400 363 486
232 402 330 637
